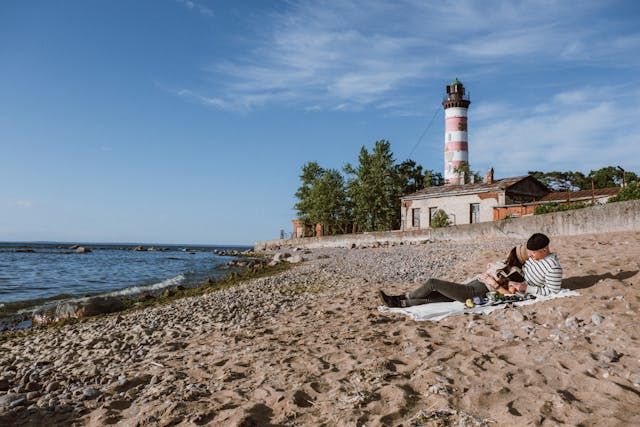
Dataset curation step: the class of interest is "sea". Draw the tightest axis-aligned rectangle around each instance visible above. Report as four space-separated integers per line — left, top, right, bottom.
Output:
0 242 251 321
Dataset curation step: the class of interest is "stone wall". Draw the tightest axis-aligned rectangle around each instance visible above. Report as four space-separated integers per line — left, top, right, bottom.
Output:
255 200 640 250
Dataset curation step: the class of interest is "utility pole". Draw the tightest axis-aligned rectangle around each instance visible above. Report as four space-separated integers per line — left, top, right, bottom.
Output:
617 166 626 188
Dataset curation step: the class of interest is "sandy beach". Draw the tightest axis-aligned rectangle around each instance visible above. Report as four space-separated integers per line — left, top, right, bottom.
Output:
1 230 639 426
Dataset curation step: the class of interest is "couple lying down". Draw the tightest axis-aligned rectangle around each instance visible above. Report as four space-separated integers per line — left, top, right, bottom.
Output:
379 233 563 308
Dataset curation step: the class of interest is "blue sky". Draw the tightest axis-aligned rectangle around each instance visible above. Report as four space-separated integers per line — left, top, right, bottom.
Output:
1 0 639 245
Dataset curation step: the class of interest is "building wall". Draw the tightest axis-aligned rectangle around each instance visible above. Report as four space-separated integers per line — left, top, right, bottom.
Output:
255 200 640 250
401 192 504 230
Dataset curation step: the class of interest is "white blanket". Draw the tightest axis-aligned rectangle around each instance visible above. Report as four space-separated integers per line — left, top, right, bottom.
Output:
378 290 580 322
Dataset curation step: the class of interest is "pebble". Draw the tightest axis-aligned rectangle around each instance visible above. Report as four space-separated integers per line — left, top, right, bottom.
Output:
600 349 621 363
501 330 515 341
564 316 579 329
591 313 604 326
0 240 534 421
83 387 101 400
403 346 417 355
511 311 525 322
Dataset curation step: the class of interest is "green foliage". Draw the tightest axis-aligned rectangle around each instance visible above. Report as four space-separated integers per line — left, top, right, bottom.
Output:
430 209 451 228
294 162 324 222
534 202 589 215
453 163 482 184
344 140 401 232
608 182 640 202
294 140 444 234
528 167 639 191
294 163 350 235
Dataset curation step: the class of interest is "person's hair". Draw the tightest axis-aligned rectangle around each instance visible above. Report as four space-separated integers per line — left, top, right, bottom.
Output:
527 233 550 251
505 247 524 269
495 247 525 287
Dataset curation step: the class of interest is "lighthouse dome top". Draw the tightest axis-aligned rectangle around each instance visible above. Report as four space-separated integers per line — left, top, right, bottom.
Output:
451 77 462 86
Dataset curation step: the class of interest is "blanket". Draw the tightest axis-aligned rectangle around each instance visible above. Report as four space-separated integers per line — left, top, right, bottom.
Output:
377 290 580 321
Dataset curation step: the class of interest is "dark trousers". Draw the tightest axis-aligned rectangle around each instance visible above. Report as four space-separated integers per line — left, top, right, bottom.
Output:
405 278 488 305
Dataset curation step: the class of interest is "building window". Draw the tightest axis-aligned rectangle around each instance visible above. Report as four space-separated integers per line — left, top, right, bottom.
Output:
429 207 438 227
470 203 480 224
412 208 420 228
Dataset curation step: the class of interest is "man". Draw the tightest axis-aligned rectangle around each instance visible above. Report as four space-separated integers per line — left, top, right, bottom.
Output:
507 233 562 296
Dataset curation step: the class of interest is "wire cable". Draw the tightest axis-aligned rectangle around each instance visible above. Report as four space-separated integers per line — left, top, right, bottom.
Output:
406 107 441 159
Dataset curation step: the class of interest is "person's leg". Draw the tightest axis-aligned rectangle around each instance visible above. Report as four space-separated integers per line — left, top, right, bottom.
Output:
401 291 453 306
405 278 487 305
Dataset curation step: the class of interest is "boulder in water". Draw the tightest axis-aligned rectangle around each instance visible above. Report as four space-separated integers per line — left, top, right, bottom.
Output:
75 246 92 254
32 296 126 325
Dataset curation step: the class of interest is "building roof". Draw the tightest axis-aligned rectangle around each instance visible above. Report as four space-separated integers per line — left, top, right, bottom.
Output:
451 77 461 85
540 187 620 202
401 176 531 200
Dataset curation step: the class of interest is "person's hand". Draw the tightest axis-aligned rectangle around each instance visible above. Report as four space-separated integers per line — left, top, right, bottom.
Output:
509 281 527 293
480 273 499 289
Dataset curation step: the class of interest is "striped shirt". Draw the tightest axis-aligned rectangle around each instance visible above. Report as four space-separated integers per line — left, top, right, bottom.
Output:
523 253 563 296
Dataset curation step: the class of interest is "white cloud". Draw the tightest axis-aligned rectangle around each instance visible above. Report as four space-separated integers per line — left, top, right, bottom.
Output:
171 0 638 114
176 0 213 17
471 85 640 176
8 200 33 208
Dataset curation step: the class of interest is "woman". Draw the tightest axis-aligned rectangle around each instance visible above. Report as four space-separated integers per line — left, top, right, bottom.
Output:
379 244 528 308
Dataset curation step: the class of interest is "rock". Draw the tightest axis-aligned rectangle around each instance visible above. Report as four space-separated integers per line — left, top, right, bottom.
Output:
511 311 525 322
25 381 41 392
600 349 621 363
33 296 125 325
591 313 604 326
564 316 579 329
403 346 417 355
273 253 291 262
0 377 9 391
521 324 534 335
0 393 25 408
133 246 147 251
75 246 92 254
285 255 304 264
45 382 61 393
83 387 101 400
502 330 515 341
26 392 40 401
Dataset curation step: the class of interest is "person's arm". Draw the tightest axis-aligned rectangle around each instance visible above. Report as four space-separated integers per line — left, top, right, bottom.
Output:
508 281 527 293
525 262 563 296
479 272 500 290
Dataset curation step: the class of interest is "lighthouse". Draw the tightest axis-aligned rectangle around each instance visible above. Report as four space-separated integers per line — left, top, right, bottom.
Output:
442 78 471 185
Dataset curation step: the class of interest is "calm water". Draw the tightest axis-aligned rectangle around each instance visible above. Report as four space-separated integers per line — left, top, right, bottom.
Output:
0 242 250 311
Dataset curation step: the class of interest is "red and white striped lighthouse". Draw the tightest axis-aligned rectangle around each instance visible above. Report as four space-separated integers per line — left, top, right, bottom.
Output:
442 78 471 185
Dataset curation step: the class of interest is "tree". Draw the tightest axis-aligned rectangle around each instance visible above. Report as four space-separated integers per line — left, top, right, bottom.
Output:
430 209 451 228
308 169 350 234
587 166 638 189
608 182 640 203
345 140 402 232
528 167 638 191
395 159 425 195
453 163 482 184
294 162 324 222
424 170 445 187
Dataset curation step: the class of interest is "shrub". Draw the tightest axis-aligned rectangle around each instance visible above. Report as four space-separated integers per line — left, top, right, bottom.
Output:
534 202 589 215
608 182 640 202
430 209 451 227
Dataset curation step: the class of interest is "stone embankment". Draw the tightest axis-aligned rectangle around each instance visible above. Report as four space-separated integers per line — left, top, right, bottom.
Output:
256 199 640 250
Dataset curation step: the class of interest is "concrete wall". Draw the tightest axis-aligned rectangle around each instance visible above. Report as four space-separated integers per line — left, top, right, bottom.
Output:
255 200 640 250
401 192 504 230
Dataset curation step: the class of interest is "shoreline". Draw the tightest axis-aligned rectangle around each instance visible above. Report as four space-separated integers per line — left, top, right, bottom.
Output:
1 231 639 425
0 250 268 333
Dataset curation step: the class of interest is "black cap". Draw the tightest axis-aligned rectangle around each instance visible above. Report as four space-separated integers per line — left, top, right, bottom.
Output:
527 233 550 251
